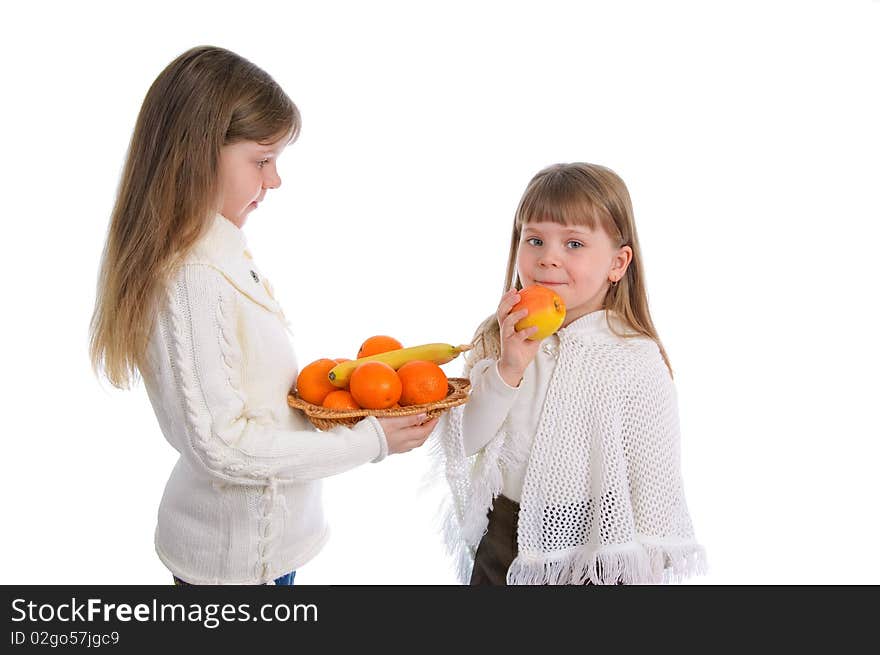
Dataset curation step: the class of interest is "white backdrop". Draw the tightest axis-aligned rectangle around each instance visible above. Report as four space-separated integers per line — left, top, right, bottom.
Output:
1 0 877 584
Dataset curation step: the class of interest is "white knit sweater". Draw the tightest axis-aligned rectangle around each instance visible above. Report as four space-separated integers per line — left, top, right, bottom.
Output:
432 310 706 585
461 339 560 502
142 214 388 584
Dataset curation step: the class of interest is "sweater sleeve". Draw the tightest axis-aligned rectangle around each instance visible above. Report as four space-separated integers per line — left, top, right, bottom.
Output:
462 359 519 456
162 264 388 485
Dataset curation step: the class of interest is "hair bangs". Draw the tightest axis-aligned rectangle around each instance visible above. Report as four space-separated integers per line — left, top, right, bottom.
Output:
516 168 609 234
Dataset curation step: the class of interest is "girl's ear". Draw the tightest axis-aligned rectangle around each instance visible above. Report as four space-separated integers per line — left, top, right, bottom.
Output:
610 245 633 282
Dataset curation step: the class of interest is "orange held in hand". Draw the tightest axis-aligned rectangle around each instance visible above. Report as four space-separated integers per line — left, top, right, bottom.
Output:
349 361 402 409
513 285 566 340
397 360 448 406
296 358 339 405
357 335 403 359
322 390 361 410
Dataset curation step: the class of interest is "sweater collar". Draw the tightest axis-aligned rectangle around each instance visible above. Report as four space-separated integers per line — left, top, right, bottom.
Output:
192 213 248 263
189 214 283 316
558 309 638 338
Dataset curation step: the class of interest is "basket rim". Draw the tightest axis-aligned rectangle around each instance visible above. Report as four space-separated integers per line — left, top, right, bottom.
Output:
288 377 470 420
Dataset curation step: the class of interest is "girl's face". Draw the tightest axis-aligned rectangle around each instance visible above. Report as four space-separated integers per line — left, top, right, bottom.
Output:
516 220 633 327
218 138 288 227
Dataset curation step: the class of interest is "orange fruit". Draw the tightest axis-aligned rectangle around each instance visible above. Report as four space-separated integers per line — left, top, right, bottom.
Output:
349 361 402 409
334 358 352 364
512 285 566 340
296 358 338 405
397 360 448 406
322 390 361 410
357 335 403 359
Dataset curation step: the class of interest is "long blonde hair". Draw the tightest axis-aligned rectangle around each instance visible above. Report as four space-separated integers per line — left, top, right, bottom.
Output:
470 162 672 376
90 46 300 388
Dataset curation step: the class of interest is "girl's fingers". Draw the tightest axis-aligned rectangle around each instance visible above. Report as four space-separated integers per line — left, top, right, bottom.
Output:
512 325 534 343
415 417 439 431
404 419 438 447
380 413 428 431
502 309 527 327
497 291 522 316
406 416 437 432
495 289 520 335
501 310 528 337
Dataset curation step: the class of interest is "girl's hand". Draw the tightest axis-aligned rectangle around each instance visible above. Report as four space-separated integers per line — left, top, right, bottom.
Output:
496 288 542 387
377 413 440 455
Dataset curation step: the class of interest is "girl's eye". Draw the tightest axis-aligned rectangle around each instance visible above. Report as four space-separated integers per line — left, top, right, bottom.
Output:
567 240 584 249
526 237 543 247
257 159 270 169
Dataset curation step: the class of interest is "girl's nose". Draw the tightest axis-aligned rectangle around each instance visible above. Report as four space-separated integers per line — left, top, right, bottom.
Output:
538 251 561 267
265 170 282 190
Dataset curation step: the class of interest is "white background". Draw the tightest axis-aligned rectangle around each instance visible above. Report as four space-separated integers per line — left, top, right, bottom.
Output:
1 0 877 584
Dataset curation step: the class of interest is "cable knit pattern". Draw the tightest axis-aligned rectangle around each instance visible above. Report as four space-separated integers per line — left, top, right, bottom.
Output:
216 291 248 412
255 479 287 581
144 214 389 584
430 310 706 585
165 276 278 481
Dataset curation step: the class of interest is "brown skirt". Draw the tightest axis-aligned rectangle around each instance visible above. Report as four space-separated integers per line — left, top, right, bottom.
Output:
469 495 624 586
469 495 520 585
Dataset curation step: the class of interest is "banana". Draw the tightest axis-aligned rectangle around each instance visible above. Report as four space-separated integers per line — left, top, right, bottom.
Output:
328 342 473 388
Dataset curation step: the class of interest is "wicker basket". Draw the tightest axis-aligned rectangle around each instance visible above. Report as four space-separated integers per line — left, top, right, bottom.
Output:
288 377 470 431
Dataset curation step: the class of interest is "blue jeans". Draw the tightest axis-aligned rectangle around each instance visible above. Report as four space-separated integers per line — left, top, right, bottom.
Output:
273 571 296 585
173 571 296 586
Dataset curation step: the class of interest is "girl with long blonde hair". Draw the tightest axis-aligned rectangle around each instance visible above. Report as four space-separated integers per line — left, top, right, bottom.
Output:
434 162 705 585
90 46 436 585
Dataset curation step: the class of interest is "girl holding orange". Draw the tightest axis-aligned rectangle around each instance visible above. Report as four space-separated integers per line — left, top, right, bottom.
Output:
433 163 705 585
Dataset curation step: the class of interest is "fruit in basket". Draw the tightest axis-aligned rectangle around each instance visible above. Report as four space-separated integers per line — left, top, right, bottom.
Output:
357 335 403 359
512 285 566 340
328 342 472 388
322 390 361 410
349 362 403 409
398 360 448 406
296 358 339 405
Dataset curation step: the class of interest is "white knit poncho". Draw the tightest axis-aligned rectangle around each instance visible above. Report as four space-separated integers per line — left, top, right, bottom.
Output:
431 310 706 585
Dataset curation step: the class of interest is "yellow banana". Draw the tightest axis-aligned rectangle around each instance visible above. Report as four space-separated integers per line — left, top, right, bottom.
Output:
328 342 473 388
